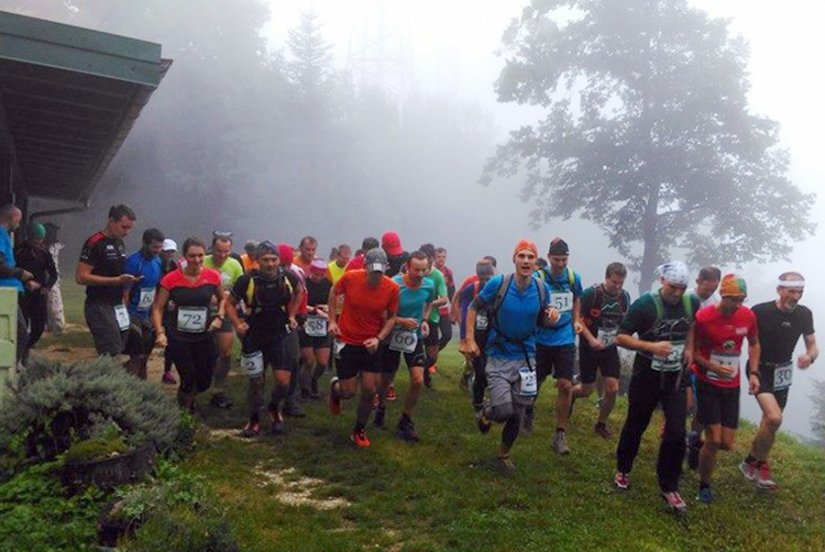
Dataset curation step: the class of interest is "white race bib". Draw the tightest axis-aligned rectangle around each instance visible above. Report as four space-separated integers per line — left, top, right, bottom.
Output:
708 351 740 382
475 313 489 331
389 329 418 353
333 340 345 357
176 306 208 333
597 327 618 348
773 362 793 390
651 341 685 372
114 304 130 331
518 366 537 397
137 288 156 310
550 291 574 313
305 315 328 337
240 351 264 378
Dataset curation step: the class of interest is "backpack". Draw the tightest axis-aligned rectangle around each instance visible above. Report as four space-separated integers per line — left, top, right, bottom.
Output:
244 272 294 314
586 284 630 324
536 266 576 289
649 290 695 327
487 273 548 342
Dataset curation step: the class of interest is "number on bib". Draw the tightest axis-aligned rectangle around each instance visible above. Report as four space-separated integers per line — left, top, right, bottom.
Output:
651 341 685 372
597 327 618 348
305 315 328 337
114 304 131 331
240 351 264 378
177 306 208 333
518 366 537 397
333 340 346 358
550 291 574 313
773 362 793 390
389 329 418 353
475 313 489 331
137 288 156 310
708 351 740 382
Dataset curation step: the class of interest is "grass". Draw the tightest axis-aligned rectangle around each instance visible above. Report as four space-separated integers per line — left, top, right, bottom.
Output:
182 348 825 552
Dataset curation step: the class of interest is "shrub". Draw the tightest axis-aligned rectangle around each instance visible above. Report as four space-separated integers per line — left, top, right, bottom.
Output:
0 355 182 473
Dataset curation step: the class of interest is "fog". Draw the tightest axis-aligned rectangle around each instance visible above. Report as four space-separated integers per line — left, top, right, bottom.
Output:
5 1 823 439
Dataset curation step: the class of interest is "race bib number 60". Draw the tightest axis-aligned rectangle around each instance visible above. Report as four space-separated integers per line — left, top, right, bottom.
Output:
389 329 418 353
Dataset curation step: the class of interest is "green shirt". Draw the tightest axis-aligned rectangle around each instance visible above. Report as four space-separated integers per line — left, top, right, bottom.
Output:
204 256 244 288
426 267 448 323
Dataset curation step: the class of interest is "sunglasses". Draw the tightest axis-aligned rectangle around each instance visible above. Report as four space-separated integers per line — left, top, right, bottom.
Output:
212 230 233 238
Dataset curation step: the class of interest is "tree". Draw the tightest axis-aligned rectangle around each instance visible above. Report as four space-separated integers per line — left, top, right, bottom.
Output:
483 0 815 292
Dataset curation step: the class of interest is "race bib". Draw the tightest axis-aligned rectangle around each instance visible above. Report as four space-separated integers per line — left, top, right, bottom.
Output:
305 315 328 337
389 329 418 353
176 306 208 333
220 271 232 287
597 327 618 347
240 351 264 378
708 351 740 382
550 291 574 313
475 313 489 331
518 366 537 397
773 361 793 390
113 304 130 331
651 341 685 372
333 340 345 358
137 288 156 310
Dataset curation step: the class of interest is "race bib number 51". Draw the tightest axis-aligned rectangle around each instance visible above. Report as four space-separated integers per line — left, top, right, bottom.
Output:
550 291 573 313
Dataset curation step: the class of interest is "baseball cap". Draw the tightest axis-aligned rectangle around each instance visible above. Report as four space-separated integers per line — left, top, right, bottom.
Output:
381 231 404 257
162 239 177 252
364 247 388 273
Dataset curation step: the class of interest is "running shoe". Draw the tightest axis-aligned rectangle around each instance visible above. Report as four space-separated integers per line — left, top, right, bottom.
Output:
396 418 420 443
373 407 386 429
756 461 778 490
614 471 630 490
594 422 613 439
662 491 687 515
552 431 570 455
476 411 492 434
696 486 714 504
267 405 285 436
495 455 516 475
210 392 233 409
386 384 397 401
687 431 703 471
239 421 260 438
739 459 758 481
521 407 534 434
351 428 371 448
329 377 341 415
162 371 177 385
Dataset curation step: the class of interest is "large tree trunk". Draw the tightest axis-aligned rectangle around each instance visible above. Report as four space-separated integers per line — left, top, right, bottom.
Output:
638 183 661 295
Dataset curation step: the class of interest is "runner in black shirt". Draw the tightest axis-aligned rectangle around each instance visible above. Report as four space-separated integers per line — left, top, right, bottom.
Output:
299 258 333 400
75 205 138 356
740 271 818 490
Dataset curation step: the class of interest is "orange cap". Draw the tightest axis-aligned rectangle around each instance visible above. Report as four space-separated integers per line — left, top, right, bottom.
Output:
513 239 538 258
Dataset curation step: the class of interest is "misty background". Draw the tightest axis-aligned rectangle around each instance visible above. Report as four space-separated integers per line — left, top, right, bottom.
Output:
4 1 823 440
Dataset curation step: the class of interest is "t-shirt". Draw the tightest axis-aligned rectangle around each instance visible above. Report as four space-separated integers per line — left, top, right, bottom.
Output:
692 304 758 388
292 254 313 273
620 291 700 372
124 251 163 319
580 283 631 352
689 288 721 309
387 253 408 278
306 277 332 307
436 264 455 315
0 226 22 292
534 267 583 347
751 301 815 365
203 255 244 289
240 254 259 273
231 270 299 334
459 280 490 344
473 274 551 361
79 232 126 304
327 261 347 284
426 267 448 323
160 268 222 342
335 269 399 345
392 274 436 338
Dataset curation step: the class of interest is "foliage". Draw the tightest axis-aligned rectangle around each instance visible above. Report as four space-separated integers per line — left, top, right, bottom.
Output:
114 461 240 552
483 0 814 291
0 461 101 551
62 436 130 465
0 355 182 473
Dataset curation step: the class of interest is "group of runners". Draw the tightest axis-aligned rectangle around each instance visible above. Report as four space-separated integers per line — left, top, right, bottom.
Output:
73 204 817 515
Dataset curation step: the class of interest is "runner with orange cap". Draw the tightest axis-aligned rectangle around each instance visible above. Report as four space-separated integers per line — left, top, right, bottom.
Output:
690 274 759 503
462 239 557 473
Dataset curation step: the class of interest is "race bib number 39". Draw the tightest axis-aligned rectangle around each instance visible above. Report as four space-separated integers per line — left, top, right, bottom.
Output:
389 329 418 353
773 362 793 390
550 291 574 313
305 315 328 337
177 306 208 333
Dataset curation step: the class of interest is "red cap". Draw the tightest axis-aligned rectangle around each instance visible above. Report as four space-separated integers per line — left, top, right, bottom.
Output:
278 243 294 265
381 231 404 257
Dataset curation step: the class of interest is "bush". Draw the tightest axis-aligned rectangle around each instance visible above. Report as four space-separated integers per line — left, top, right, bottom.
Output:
0 355 183 473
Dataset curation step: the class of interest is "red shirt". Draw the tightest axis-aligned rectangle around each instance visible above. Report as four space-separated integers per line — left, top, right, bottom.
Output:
335 269 399 345
691 304 758 389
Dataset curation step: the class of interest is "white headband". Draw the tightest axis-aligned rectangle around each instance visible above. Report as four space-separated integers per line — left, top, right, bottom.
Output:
658 261 690 287
778 278 805 289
